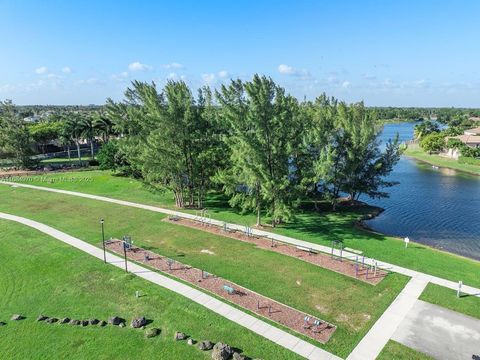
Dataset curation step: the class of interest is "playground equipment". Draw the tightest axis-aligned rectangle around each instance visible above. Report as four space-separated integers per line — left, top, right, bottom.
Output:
195 209 211 226
330 240 344 261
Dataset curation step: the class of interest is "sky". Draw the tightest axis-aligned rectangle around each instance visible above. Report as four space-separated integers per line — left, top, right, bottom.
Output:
1 0 480 107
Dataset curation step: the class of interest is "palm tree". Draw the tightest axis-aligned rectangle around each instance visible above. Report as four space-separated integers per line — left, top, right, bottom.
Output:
93 113 114 143
79 114 96 159
64 115 84 161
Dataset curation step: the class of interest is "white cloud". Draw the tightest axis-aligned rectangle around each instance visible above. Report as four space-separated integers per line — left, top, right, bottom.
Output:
162 62 184 69
278 64 312 80
111 72 129 82
47 73 60 79
61 66 72 74
342 81 351 88
35 66 48 74
278 64 296 75
77 78 98 85
202 73 216 84
218 70 229 78
128 61 152 71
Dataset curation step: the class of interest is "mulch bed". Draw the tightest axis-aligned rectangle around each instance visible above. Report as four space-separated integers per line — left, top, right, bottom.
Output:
105 240 336 344
165 217 387 285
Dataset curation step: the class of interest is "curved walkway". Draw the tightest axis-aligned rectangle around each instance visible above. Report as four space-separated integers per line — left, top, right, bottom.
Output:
0 211 340 360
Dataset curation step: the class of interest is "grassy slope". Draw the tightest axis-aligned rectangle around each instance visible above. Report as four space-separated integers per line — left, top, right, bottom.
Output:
404 143 480 176
0 185 408 358
419 283 480 319
376 341 433 360
5 170 480 288
0 221 301 360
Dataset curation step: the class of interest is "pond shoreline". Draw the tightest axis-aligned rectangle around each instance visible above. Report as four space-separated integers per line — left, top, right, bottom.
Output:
403 146 480 177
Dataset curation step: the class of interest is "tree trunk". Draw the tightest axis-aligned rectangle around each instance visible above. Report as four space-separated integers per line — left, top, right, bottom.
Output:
90 140 94 159
76 141 81 161
255 183 261 226
67 145 71 161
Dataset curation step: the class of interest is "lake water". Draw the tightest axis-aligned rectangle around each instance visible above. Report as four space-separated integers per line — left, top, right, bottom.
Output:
364 122 480 260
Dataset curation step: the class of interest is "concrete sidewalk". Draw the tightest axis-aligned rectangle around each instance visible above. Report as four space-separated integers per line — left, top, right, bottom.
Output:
346 276 429 360
0 211 340 360
2 181 478 298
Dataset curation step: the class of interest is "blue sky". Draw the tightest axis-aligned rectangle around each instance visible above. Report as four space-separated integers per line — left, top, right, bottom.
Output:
1 0 480 106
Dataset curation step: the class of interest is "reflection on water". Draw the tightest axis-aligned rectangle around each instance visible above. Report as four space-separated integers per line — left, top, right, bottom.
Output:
364 122 480 260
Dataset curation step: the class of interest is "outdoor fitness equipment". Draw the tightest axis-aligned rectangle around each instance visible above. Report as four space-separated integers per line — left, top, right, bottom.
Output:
331 240 344 261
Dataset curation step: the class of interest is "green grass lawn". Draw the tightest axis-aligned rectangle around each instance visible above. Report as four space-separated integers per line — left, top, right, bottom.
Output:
376 340 433 360
40 156 95 165
0 221 301 360
4 170 480 289
404 143 480 176
0 184 409 358
419 283 480 319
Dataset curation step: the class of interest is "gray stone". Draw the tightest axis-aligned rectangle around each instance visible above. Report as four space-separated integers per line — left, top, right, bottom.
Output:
119 322 126 328
59 317 70 324
174 331 187 341
187 338 196 346
89 319 99 325
108 316 124 326
81 320 89 327
11 314 24 321
37 315 48 322
0 322 6 326
46 317 58 324
99 320 107 327
212 342 234 360
145 327 161 338
69 319 81 325
198 340 214 351
131 316 147 329
233 353 250 360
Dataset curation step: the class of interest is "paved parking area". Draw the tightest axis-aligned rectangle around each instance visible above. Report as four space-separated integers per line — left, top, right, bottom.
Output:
392 300 480 360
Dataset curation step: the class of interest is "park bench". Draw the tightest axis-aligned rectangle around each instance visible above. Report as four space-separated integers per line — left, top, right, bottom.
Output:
295 245 318 254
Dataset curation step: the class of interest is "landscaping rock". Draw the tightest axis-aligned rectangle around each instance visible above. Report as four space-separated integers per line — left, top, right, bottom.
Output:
174 331 187 341
59 317 70 324
89 319 99 325
233 353 249 360
69 319 81 325
145 327 161 338
108 316 124 326
0 322 6 326
81 320 89 327
99 320 107 327
46 317 58 324
119 322 126 328
37 315 48 322
187 338 196 346
131 316 147 328
11 314 24 321
212 342 234 360
198 340 214 351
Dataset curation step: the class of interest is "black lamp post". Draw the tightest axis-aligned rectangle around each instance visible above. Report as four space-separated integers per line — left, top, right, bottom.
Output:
100 218 106 263
123 241 128 273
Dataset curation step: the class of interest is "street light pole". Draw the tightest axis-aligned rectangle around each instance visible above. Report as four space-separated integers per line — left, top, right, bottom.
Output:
123 241 128 273
100 219 106 263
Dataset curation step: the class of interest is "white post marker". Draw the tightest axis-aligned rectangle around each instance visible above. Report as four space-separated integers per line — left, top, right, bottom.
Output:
404 237 410 248
457 281 462 298
135 290 140 298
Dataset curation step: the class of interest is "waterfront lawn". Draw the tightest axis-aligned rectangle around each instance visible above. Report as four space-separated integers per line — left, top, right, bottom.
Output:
0 221 301 360
419 283 480 319
0 184 409 358
404 143 480 176
4 170 480 288
377 340 433 360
